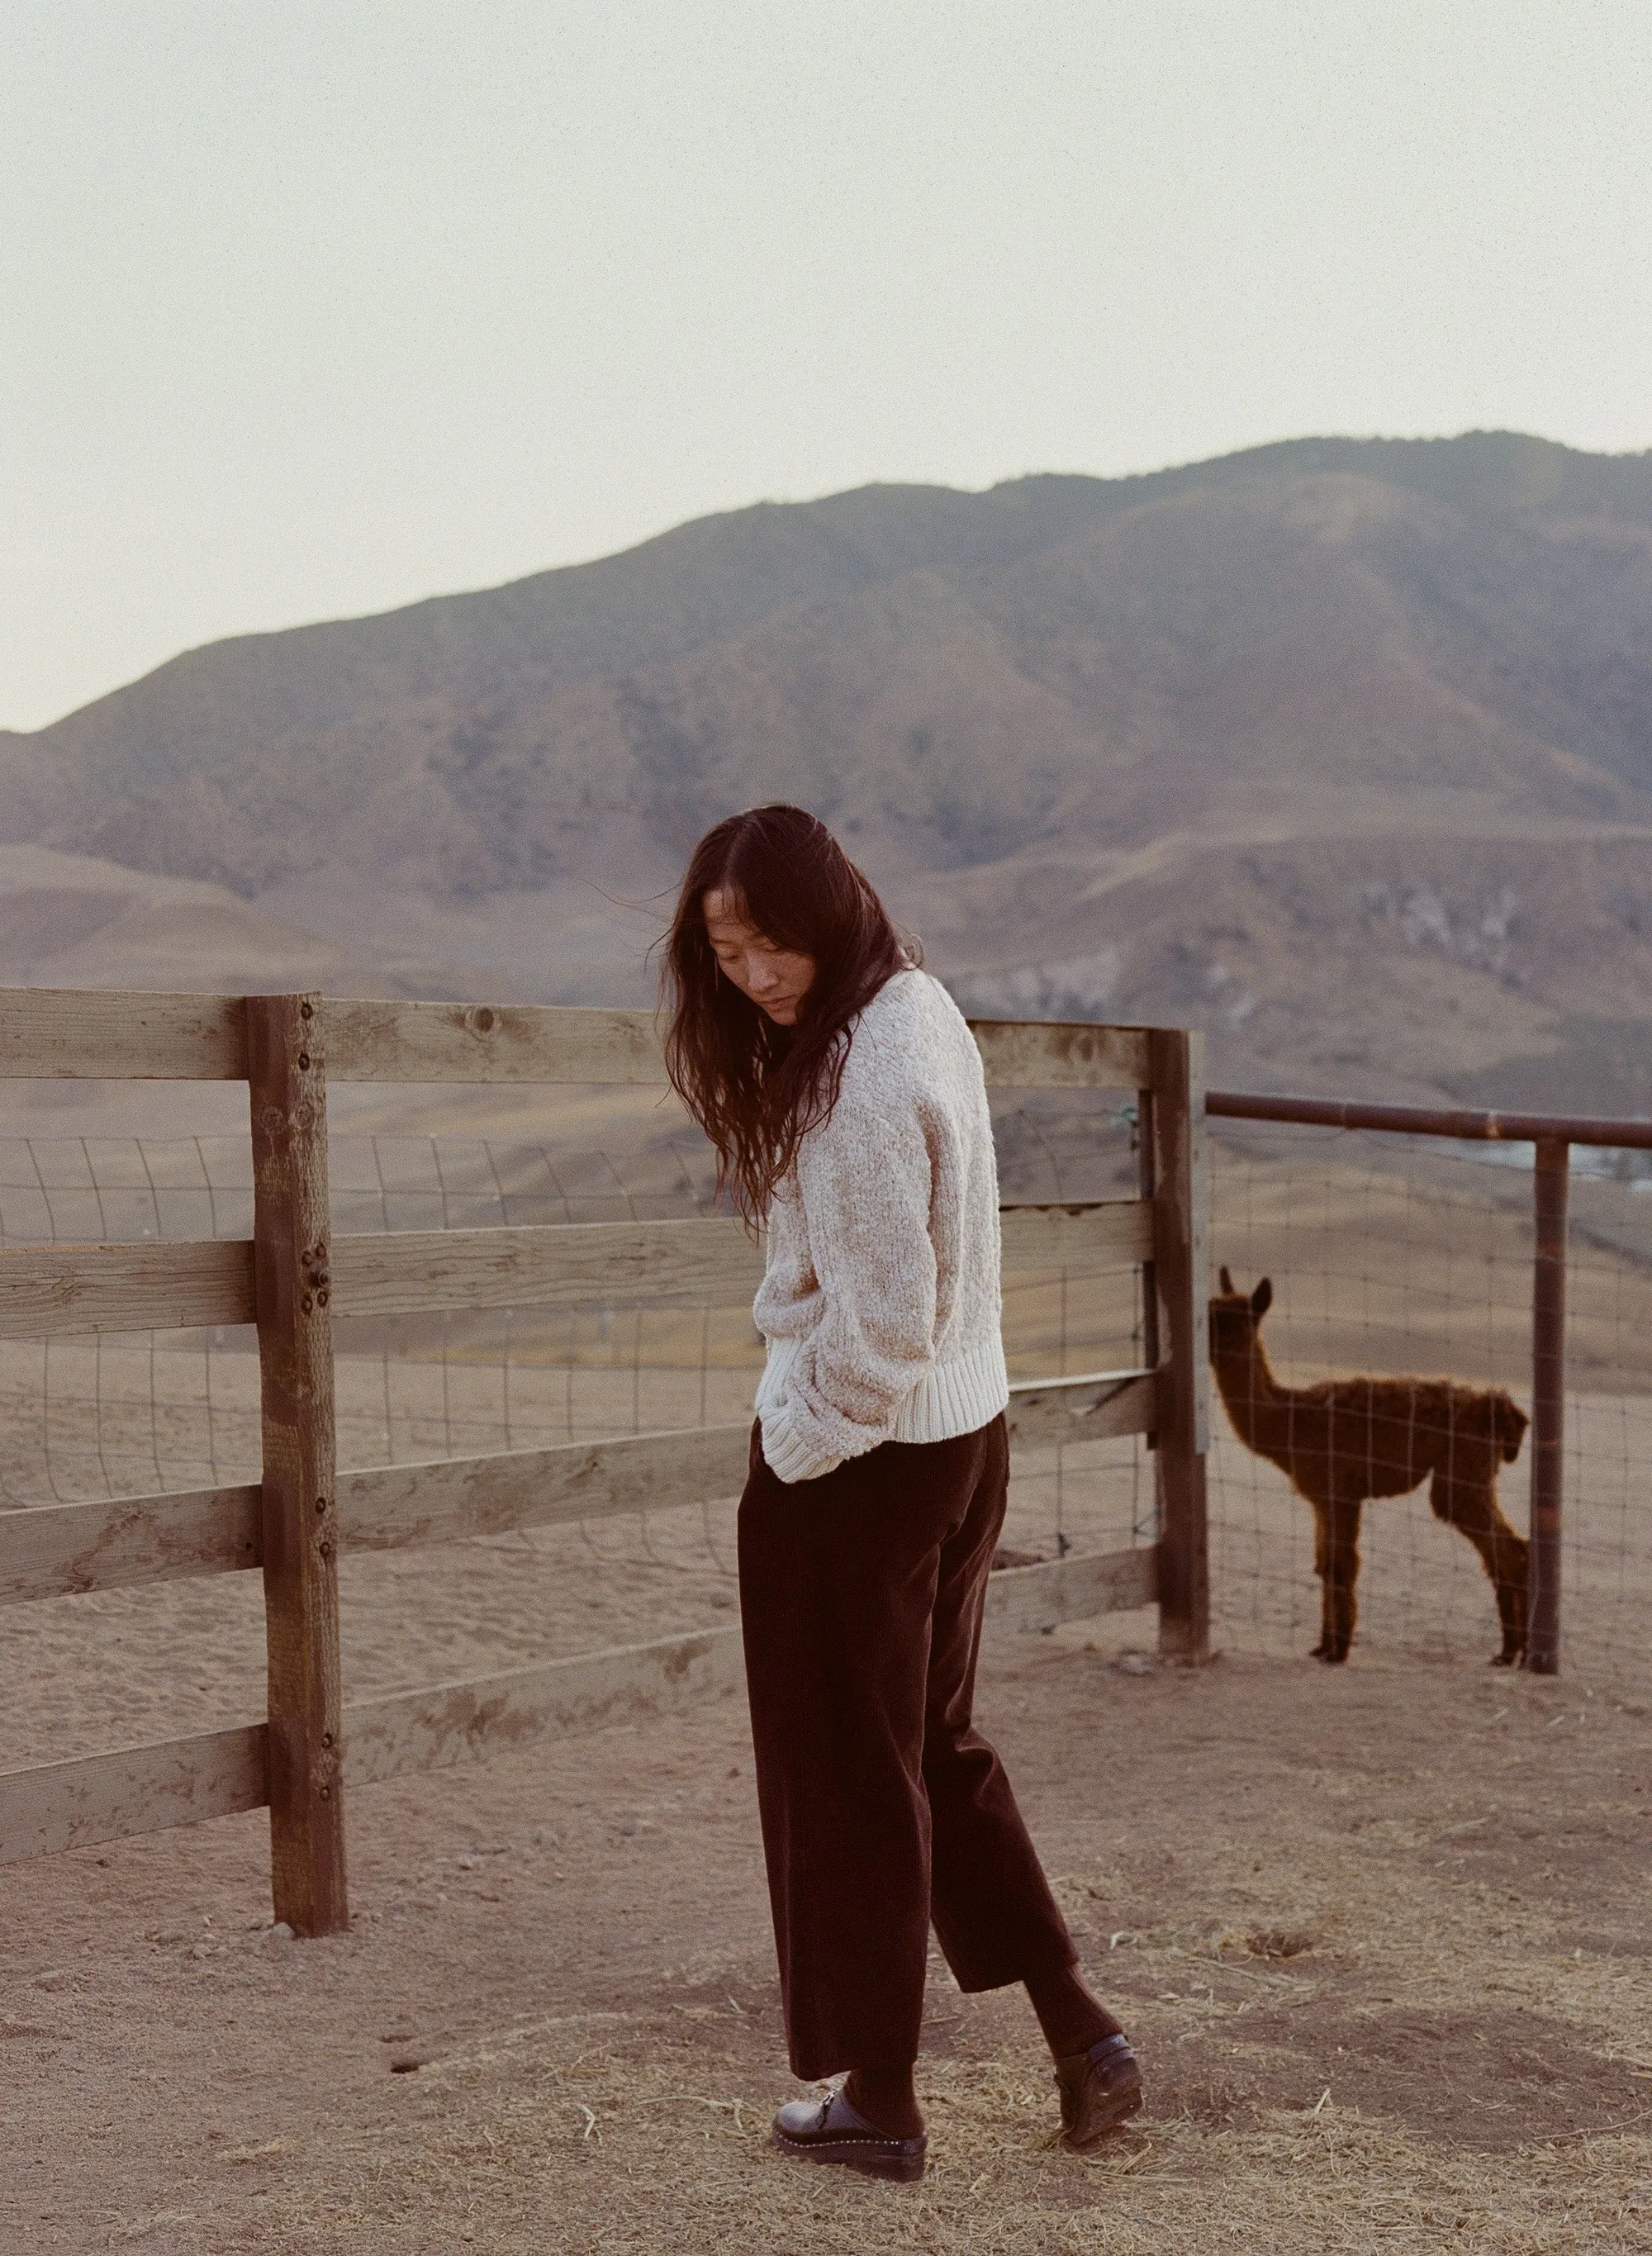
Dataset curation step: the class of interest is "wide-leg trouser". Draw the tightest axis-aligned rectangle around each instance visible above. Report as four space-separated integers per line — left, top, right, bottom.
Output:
737 1413 1079 2080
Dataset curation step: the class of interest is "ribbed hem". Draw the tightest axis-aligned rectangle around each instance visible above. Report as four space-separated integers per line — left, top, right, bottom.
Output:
754 1330 1009 1465
890 1333 1009 1445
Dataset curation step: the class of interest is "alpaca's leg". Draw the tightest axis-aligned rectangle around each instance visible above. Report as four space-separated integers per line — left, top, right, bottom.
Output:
1309 1498 1336 1659
1429 1466 1531 1665
1319 1498 1362 1664
1488 1505 1531 1666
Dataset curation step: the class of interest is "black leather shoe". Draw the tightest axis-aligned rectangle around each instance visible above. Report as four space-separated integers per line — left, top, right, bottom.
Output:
771 2087 928 2182
1055 2031 1143 2148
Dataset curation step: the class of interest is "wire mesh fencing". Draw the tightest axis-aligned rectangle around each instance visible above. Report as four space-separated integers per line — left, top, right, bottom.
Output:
0 1105 1161 1772
0 1128 743 1505
1208 1123 1652 1684
7 1103 1650 1701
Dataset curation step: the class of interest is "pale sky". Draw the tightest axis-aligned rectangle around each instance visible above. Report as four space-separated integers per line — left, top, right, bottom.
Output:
3 0 1650 731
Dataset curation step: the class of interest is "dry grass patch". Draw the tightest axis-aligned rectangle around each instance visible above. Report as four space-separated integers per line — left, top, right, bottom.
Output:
204 2001 1652 2256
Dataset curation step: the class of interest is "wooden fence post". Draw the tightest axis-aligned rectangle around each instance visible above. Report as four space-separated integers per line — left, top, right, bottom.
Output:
1148 1027 1210 1660
246 993 347 1933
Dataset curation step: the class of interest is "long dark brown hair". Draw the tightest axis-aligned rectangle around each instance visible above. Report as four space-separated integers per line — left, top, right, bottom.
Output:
661 805 917 1218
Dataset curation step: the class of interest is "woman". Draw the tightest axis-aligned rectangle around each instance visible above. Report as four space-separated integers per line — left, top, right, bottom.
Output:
662 804 1142 2184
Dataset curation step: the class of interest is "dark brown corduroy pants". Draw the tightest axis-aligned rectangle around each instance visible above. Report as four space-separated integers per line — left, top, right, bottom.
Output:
737 1412 1079 2079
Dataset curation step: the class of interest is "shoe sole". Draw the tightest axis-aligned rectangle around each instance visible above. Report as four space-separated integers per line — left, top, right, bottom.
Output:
1063 2075 1144 2149
771 2127 926 2182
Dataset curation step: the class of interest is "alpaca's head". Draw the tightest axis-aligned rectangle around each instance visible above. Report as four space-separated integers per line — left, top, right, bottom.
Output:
1208 1266 1273 1358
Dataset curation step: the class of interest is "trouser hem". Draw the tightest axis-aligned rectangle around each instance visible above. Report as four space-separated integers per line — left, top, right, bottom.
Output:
951 1945 1081 1997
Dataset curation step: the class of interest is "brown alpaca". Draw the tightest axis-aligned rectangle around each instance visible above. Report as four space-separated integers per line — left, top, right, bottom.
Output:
1208 1269 1531 1665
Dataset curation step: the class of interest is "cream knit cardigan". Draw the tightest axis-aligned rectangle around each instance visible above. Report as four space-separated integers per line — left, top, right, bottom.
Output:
753 968 1009 1484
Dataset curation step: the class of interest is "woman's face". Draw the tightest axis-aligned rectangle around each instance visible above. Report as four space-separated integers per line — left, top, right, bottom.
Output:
703 887 816 1026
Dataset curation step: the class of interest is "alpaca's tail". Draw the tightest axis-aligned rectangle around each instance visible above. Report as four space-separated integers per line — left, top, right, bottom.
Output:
1494 1393 1530 1463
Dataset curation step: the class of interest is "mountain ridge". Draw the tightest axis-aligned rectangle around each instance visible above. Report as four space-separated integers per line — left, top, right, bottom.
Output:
13 429 1652 804
5 429 1652 1109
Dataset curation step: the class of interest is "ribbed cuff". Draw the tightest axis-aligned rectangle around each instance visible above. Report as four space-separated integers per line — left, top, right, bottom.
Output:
758 1406 844 1485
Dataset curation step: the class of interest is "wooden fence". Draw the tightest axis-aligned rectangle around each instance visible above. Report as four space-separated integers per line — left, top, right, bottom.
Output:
0 991 1209 1932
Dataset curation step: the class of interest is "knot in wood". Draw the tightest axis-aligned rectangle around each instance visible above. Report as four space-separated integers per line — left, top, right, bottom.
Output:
466 1005 497 1037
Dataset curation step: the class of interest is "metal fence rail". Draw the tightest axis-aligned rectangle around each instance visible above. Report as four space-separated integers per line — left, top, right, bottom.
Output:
1208 1089 1652 1679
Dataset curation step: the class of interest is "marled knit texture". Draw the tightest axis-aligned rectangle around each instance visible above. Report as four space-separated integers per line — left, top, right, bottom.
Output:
753 969 1008 1484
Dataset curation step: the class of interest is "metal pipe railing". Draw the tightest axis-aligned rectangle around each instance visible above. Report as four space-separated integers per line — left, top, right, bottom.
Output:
1529 1140 1569 1674
1206 1086 1652 1677
1207 1088 1652 1151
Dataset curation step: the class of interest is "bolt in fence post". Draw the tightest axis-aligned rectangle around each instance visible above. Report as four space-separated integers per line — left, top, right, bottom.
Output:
1148 1027 1210 1660
246 993 347 1931
1527 1137 1569 1676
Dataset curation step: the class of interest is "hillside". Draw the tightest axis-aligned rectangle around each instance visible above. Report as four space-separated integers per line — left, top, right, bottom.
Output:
5 430 1652 1108
0 843 527 1009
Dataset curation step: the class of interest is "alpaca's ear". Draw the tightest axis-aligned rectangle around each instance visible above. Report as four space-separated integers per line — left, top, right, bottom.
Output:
1251 1278 1273 1318
1219 1266 1235 1295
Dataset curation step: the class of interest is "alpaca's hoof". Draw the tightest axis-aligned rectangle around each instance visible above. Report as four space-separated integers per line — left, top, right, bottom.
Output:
1491 1652 1518 1668
1315 1646 1349 1665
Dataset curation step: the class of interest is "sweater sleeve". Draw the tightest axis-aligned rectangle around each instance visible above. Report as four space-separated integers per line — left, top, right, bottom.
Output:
757 1085 939 1484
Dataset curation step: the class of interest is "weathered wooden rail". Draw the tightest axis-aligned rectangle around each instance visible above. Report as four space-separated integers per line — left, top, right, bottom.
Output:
0 992 1208 1925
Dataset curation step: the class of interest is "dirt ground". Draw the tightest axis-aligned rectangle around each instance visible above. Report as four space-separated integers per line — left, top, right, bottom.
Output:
5 1125 1652 2249
6 1629 1650 2256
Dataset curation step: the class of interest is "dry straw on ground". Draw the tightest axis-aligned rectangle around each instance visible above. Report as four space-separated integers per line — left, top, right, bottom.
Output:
16 1646 1650 2256
194 2000 1652 2256
8 1135 1652 2250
